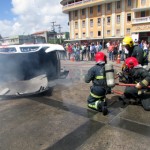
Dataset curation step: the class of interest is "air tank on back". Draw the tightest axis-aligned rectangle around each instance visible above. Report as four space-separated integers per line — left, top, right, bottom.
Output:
105 64 115 88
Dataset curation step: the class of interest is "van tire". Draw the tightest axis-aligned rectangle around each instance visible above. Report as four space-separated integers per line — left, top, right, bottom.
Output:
41 87 53 96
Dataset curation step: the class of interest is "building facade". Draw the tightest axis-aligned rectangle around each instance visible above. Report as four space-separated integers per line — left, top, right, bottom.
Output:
0 31 69 45
1 35 45 45
61 0 150 43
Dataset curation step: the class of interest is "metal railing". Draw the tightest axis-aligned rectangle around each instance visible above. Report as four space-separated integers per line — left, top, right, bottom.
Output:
132 16 150 24
63 0 93 8
63 0 119 8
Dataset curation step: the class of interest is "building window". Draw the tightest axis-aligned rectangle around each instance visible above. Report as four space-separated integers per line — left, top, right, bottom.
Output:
116 15 120 24
90 31 93 37
82 32 86 38
107 30 110 35
74 10 78 17
90 19 93 27
97 18 101 26
141 11 146 17
90 7 93 15
98 31 101 36
116 1 121 9
127 13 131 22
75 22 78 29
97 5 101 13
82 9 85 16
116 29 120 35
127 0 132 7
141 0 146 5
107 3 111 11
75 33 78 39
82 20 85 28
126 28 131 34
107 17 111 25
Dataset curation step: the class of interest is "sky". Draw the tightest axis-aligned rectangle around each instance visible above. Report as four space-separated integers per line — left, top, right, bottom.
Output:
0 0 69 37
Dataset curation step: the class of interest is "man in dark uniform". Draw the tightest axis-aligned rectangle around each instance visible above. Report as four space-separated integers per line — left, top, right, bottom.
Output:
84 52 108 115
122 36 147 67
118 57 150 110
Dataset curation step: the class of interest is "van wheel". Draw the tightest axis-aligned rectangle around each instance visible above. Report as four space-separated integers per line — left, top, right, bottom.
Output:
41 87 53 96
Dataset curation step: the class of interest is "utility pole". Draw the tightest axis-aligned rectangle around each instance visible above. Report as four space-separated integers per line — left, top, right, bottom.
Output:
50 22 62 44
51 21 56 43
54 24 62 44
51 21 56 32
58 25 62 44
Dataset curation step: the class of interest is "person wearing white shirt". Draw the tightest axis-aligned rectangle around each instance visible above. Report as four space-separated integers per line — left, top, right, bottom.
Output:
124 47 129 59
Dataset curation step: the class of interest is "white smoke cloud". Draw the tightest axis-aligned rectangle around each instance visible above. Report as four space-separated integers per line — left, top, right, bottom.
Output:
0 0 69 37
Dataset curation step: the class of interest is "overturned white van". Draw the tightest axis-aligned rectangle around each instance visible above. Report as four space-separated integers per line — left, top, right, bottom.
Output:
0 44 68 97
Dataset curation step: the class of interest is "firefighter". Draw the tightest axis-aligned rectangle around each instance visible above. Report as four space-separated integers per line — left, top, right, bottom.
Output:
122 36 147 67
118 57 150 110
84 52 109 115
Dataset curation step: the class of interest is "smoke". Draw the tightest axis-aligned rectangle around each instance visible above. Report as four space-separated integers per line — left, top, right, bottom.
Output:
0 47 62 96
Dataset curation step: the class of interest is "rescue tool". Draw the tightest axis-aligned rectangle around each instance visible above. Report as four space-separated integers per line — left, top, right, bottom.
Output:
115 83 150 88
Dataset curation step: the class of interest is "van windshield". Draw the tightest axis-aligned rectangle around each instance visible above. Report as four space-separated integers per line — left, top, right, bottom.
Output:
0 47 17 52
20 46 40 52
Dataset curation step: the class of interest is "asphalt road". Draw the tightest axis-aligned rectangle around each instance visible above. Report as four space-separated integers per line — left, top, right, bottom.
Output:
0 58 150 150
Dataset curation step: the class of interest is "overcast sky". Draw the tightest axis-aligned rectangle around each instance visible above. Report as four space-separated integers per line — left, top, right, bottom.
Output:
0 0 69 37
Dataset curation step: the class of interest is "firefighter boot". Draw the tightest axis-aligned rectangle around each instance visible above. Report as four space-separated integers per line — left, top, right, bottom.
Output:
101 101 108 116
118 95 130 108
88 100 102 112
96 100 108 115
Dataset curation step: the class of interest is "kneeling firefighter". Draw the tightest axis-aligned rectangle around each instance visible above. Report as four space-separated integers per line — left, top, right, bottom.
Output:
118 57 150 110
84 52 115 115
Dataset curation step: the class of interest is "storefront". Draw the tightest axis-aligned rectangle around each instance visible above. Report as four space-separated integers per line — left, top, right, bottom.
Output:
132 23 150 42
139 32 150 42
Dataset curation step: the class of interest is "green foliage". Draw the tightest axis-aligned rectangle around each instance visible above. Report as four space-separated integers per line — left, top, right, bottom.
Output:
48 38 64 44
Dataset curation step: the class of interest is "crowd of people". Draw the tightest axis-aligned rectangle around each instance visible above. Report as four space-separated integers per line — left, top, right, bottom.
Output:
64 42 103 61
64 39 150 65
106 39 150 63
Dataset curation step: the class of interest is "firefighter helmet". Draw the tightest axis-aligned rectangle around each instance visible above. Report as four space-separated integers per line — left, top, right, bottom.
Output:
95 52 106 63
125 57 139 69
122 36 134 47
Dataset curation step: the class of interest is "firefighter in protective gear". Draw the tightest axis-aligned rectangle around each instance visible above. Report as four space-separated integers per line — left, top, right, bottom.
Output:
122 36 147 67
118 57 150 110
84 52 108 115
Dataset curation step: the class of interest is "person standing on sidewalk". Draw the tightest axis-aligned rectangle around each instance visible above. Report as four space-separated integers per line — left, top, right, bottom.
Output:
143 40 149 68
106 41 110 52
84 52 108 115
90 43 96 61
108 41 114 61
67 43 73 60
113 41 118 61
81 44 86 61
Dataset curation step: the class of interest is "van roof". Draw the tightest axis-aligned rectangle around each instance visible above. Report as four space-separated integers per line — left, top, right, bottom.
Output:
0 43 65 53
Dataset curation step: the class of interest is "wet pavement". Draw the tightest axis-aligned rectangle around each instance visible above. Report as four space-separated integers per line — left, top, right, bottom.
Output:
0 55 150 150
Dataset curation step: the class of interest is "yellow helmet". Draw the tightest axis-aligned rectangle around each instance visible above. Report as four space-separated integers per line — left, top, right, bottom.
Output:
122 36 134 47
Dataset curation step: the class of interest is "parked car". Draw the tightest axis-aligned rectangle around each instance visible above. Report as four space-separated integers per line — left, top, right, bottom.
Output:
0 43 68 97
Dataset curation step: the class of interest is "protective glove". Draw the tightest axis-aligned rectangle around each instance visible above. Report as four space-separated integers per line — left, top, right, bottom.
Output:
135 83 142 89
116 71 123 77
106 87 112 94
